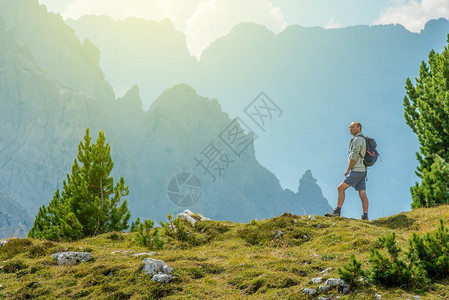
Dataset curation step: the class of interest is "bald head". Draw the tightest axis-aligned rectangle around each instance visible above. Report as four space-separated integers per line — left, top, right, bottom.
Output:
349 122 362 136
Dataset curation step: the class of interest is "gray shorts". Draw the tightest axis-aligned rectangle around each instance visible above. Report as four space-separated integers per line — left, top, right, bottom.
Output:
344 171 366 191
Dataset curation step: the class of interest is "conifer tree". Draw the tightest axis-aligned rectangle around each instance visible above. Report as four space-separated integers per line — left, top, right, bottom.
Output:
29 128 130 241
410 155 449 208
403 35 449 207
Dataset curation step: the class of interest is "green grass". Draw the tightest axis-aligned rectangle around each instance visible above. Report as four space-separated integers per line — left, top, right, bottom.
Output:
1 206 449 299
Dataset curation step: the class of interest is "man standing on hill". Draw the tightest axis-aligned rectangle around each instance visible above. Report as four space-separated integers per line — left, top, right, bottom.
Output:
325 122 369 220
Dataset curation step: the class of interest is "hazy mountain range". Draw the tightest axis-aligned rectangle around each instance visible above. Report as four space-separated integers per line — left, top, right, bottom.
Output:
66 14 449 219
0 0 334 236
1 0 449 237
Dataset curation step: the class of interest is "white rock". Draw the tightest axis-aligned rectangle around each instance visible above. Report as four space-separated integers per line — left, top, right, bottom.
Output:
142 258 173 275
151 273 172 283
133 252 156 257
183 209 194 215
337 279 347 286
375 294 381 300
308 215 316 220
317 297 329 300
312 277 323 284
319 285 331 292
302 288 317 295
50 252 94 265
177 213 197 226
177 210 210 226
320 267 332 274
414 296 420 300
0 240 8 247
325 278 341 286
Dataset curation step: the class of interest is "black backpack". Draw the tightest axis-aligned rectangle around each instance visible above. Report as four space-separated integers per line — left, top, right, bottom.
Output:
360 135 379 166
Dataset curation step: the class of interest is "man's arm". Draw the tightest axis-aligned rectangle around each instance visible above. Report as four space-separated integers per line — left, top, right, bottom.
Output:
345 159 356 176
346 136 363 176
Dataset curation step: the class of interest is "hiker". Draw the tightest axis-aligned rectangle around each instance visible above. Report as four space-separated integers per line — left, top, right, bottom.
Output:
325 121 369 220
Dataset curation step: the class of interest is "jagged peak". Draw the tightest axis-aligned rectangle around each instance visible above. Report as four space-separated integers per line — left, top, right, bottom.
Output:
148 83 226 118
421 18 449 35
116 85 143 112
297 169 319 194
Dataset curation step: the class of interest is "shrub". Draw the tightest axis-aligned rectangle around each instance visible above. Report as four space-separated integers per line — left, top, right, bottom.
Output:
408 219 449 279
160 215 188 242
368 233 428 288
410 156 449 208
338 254 364 286
130 218 164 250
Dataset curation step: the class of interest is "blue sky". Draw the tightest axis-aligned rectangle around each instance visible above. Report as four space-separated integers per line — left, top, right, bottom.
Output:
39 0 449 57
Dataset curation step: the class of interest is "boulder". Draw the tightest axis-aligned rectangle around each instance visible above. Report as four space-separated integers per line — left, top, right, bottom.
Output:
325 278 346 287
151 273 172 283
312 277 323 284
177 210 210 226
142 258 173 275
51 252 94 265
319 285 331 292
142 258 174 283
302 288 317 296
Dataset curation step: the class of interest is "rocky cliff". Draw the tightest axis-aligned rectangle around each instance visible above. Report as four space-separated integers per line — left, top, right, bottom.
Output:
0 16 110 227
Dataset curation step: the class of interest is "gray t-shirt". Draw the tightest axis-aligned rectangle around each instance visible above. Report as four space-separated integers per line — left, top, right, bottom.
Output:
348 132 366 172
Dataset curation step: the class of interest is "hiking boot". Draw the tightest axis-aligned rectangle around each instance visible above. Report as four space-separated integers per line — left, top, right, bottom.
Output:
361 215 369 221
325 209 340 217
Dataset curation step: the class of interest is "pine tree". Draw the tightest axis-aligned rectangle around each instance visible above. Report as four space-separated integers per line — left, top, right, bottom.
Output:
410 155 449 208
368 233 427 288
408 219 449 279
29 128 130 241
338 254 364 286
403 34 449 208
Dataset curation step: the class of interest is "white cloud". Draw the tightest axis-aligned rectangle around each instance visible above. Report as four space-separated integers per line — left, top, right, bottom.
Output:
185 0 287 58
325 17 342 29
374 0 449 32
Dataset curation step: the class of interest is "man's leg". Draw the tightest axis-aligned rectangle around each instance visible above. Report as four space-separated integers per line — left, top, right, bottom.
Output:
358 190 369 214
326 182 351 217
337 182 350 208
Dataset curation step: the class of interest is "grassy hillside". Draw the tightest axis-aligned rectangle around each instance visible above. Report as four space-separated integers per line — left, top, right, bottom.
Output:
1 207 449 299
